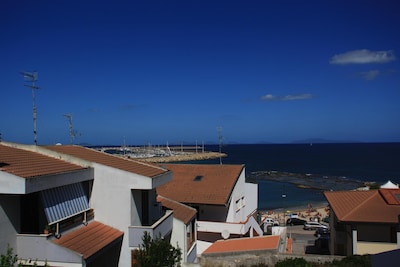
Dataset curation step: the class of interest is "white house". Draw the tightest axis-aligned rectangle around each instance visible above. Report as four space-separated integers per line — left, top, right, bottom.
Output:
1 141 176 266
156 164 262 254
0 142 124 266
43 144 174 267
157 195 197 264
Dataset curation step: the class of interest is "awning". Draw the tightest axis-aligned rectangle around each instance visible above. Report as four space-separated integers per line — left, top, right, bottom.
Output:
41 183 90 225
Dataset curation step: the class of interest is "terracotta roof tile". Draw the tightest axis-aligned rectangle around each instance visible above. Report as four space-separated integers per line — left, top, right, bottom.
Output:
324 189 400 223
156 164 244 205
203 235 280 255
53 221 123 259
45 145 169 178
0 144 86 178
380 188 400 205
157 195 197 224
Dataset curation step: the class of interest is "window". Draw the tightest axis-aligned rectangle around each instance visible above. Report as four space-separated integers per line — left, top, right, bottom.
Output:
193 175 203 181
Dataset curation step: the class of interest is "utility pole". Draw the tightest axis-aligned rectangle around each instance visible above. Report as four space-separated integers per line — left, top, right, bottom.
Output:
21 71 40 145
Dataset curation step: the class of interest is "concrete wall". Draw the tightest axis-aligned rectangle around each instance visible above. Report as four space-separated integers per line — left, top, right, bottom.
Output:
245 182 258 216
226 168 246 223
357 241 398 255
200 252 344 267
0 195 20 253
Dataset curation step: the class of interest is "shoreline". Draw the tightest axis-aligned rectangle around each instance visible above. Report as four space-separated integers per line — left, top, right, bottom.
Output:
260 201 330 225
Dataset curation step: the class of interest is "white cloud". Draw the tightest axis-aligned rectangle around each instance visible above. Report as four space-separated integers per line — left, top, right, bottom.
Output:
330 49 396 64
260 93 314 101
360 70 380 80
260 94 277 101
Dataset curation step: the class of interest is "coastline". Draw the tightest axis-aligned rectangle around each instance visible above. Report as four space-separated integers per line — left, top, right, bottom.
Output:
260 201 330 225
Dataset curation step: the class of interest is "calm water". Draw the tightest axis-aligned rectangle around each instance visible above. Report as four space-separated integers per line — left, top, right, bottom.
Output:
182 143 400 210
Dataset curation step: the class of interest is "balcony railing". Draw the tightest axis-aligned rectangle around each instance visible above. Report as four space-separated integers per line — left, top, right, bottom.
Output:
128 210 173 248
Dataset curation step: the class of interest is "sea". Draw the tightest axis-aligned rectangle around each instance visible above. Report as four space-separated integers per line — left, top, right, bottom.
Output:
178 143 400 212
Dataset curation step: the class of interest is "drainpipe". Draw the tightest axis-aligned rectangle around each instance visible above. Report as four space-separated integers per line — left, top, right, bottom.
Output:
397 215 400 249
352 225 357 255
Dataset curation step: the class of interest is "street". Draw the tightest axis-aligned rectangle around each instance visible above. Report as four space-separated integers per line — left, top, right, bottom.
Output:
286 225 329 255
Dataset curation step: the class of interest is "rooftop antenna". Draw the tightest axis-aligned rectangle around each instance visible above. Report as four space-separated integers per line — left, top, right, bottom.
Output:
217 126 223 165
63 114 80 144
21 71 40 145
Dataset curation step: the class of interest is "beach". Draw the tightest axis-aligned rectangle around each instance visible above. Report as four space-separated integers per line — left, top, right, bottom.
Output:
260 202 330 225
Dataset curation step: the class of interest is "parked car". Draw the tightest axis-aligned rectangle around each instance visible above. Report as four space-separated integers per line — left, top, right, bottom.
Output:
303 221 329 230
286 218 307 226
314 227 330 237
263 217 279 226
322 216 330 223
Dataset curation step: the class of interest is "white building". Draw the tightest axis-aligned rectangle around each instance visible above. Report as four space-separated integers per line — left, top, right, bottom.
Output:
1 142 174 267
156 164 262 255
157 195 197 264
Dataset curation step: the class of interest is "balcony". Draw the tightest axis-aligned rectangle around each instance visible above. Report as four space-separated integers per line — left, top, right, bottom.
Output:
128 210 173 248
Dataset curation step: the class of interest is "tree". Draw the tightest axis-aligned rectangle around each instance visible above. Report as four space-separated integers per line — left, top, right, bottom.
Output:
134 232 182 267
0 244 18 267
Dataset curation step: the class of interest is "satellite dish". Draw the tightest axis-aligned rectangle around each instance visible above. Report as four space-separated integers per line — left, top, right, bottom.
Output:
221 229 230 239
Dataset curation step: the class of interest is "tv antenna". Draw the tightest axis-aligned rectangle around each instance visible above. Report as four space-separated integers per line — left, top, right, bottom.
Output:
21 71 40 145
63 114 80 144
217 126 223 164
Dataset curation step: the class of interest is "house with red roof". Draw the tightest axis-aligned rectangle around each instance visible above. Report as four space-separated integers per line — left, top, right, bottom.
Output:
0 142 123 266
324 189 400 256
156 163 262 255
157 195 197 264
1 142 174 267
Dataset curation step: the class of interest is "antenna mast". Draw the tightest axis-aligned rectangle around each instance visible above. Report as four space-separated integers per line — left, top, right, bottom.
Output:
63 114 79 144
21 71 40 145
217 126 223 165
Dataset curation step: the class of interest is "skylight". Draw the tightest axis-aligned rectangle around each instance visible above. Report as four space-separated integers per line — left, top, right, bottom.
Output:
194 175 203 181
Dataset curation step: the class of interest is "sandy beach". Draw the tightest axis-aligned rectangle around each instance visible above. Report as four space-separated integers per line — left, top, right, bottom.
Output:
260 202 330 225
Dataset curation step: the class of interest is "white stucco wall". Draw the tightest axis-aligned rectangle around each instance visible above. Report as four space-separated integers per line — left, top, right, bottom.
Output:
0 195 20 253
90 164 143 267
89 163 172 267
226 168 248 223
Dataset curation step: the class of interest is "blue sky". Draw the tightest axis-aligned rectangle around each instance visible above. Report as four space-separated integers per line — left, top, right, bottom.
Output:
1 0 400 145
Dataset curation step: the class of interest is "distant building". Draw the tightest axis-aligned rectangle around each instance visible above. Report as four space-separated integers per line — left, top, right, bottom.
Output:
324 189 400 256
156 163 262 255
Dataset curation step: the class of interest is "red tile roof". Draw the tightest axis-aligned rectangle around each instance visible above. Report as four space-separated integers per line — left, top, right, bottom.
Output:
157 195 197 224
45 145 169 178
156 164 244 205
53 221 123 260
380 188 400 205
203 235 280 255
324 189 400 224
0 144 86 178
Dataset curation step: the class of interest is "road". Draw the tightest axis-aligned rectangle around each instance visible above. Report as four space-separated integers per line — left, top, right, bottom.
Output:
286 225 329 255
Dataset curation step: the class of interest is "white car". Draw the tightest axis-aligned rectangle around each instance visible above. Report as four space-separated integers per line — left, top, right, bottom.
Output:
303 221 328 230
263 217 279 226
